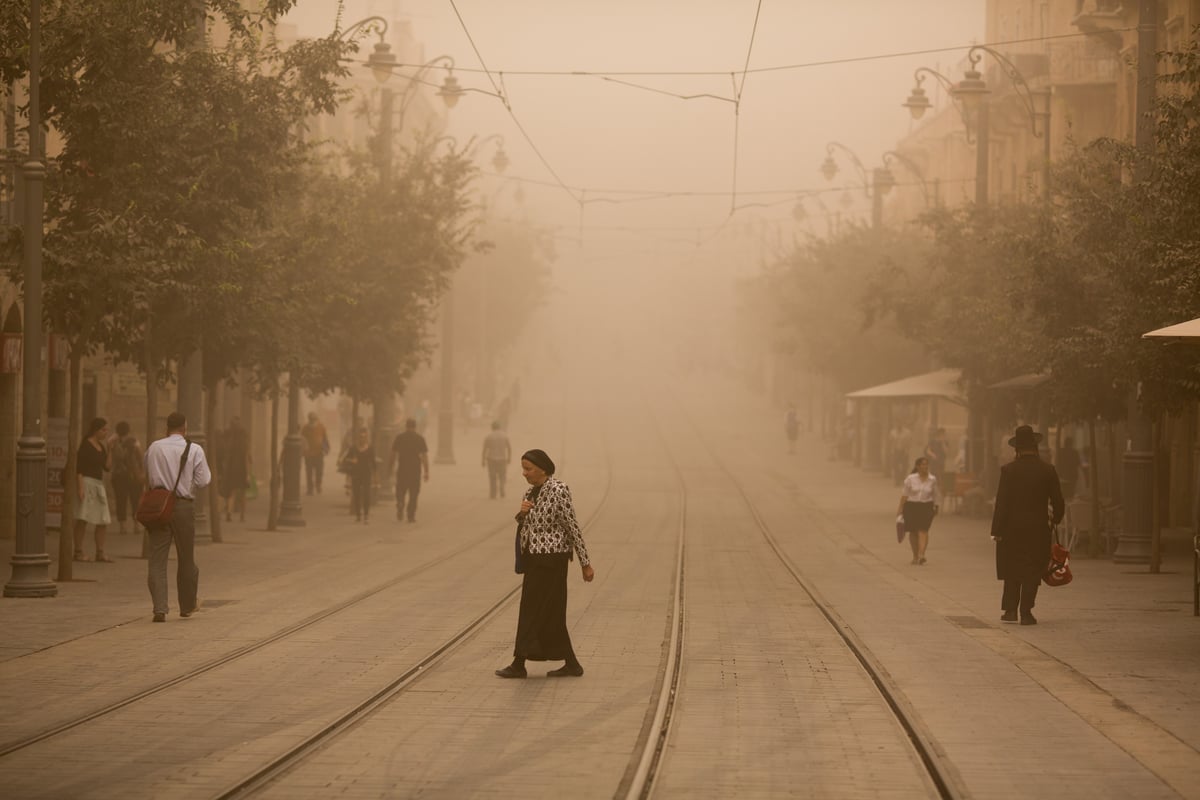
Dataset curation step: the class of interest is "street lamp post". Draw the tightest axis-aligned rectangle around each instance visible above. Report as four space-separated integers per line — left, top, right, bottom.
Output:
1114 0 1159 566
882 150 932 207
277 371 306 526
6 0 56 597
819 141 894 230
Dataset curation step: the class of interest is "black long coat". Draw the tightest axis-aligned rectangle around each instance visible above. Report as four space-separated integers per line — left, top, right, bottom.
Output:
991 453 1065 582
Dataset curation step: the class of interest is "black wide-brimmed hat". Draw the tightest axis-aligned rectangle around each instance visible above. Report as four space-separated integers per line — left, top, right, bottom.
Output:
1007 425 1043 449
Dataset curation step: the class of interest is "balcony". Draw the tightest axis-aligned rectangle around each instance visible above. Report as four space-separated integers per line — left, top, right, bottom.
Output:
1071 2 1127 49
1049 39 1120 86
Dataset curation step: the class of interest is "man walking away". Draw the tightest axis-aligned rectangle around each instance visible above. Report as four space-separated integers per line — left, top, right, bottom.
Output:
143 411 211 623
784 404 800 454
1056 436 1082 501
110 421 144 535
482 421 512 498
301 412 329 496
390 418 429 522
990 425 1065 626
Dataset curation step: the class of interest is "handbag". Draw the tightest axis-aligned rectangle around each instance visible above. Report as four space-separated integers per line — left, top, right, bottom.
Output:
135 441 192 527
245 472 258 501
1043 538 1073 587
895 514 906 543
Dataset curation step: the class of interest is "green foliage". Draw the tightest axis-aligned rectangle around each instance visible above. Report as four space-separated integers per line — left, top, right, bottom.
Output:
295 136 480 402
763 222 931 393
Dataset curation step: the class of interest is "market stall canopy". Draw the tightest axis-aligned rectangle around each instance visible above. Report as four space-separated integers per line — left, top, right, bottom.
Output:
1143 316 1200 344
989 372 1051 390
845 368 964 404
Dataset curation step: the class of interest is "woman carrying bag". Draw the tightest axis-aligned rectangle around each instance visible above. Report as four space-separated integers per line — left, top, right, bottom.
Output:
897 456 940 566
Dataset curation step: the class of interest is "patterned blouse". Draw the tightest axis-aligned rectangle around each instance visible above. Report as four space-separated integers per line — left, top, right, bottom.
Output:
517 476 590 566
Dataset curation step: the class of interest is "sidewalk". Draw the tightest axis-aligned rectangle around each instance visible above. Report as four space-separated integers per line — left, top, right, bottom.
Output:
692 380 1200 759
0 418 542 662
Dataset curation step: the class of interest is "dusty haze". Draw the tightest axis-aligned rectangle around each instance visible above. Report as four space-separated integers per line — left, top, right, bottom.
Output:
284 0 985 384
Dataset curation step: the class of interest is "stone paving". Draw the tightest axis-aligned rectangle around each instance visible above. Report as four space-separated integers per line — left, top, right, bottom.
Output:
0 379 1196 799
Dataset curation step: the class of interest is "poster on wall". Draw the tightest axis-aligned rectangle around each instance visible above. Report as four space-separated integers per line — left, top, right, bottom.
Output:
1 334 20 374
46 417 68 530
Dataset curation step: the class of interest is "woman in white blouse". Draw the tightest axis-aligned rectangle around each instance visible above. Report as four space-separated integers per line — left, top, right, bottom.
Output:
897 456 940 565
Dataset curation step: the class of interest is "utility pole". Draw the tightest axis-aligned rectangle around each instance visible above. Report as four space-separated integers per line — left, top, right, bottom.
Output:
1113 0 1157 566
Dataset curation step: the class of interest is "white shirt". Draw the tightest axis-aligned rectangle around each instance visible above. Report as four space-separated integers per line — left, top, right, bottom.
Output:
902 472 940 505
144 433 211 500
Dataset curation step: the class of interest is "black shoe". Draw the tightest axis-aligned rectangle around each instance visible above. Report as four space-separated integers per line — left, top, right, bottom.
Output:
1020 613 1038 626
547 663 584 677
152 613 166 623
494 665 527 679
1000 611 1018 623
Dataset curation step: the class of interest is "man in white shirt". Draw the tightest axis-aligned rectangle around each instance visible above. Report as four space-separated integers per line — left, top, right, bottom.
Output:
143 411 211 623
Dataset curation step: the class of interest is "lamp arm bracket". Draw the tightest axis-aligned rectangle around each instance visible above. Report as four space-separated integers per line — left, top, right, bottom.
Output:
967 45 1044 138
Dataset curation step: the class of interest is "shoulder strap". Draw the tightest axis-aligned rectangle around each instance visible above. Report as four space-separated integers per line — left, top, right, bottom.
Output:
171 441 192 494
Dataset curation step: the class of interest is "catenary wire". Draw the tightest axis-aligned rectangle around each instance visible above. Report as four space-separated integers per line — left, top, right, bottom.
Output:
447 0 581 204
385 28 1134 78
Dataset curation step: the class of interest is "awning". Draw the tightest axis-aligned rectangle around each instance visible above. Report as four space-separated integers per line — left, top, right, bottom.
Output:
1143 317 1200 344
989 372 1050 390
845 368 964 403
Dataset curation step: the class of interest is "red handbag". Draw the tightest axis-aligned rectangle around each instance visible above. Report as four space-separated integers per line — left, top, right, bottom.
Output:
1043 541 1073 587
135 442 191 527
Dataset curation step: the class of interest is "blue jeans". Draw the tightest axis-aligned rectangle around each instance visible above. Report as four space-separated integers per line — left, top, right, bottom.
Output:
147 499 199 615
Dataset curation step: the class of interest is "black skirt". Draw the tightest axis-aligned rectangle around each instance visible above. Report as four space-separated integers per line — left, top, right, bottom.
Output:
513 552 576 661
903 500 935 533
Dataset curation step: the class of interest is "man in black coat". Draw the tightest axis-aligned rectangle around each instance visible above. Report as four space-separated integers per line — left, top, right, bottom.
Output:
990 425 1065 625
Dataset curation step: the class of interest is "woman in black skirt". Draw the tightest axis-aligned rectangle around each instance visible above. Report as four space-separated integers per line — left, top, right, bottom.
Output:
897 455 940 565
495 449 595 679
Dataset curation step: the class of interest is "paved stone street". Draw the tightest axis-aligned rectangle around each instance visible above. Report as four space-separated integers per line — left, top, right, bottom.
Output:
0 376 1197 799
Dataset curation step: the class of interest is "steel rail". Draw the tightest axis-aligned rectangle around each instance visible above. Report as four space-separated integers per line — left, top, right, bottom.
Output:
676 403 966 800
0 507 514 759
212 432 616 798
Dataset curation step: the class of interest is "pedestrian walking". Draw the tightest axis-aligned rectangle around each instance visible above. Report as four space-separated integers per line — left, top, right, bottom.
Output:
482 421 512 499
495 449 595 679
143 412 211 622
342 428 375 523
390 418 429 522
897 456 940 566
1056 436 1082 500
218 417 250 522
108 420 144 535
991 425 1065 625
74 417 113 562
784 403 800 454
301 412 329 496
925 427 948 484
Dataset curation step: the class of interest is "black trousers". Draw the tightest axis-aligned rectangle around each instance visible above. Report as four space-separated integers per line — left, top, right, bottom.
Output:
1001 579 1040 614
111 473 141 522
396 473 421 520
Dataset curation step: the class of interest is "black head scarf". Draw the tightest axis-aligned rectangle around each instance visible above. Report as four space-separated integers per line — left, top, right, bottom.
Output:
521 449 556 475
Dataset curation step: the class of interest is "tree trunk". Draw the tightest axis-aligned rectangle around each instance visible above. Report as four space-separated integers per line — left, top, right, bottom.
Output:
141 336 157 559
267 391 281 531
205 378 223 543
1088 418 1101 559
55 346 82 581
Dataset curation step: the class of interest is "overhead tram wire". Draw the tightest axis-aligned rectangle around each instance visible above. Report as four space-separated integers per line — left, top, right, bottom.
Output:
730 0 763 215
448 0 581 207
385 28 1133 79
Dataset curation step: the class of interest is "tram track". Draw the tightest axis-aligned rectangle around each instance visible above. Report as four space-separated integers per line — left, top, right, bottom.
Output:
0 510 518 760
660 394 965 800
209 426 617 799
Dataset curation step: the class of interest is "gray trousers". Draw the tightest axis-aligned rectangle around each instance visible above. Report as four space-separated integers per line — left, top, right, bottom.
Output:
147 498 199 615
487 460 507 498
